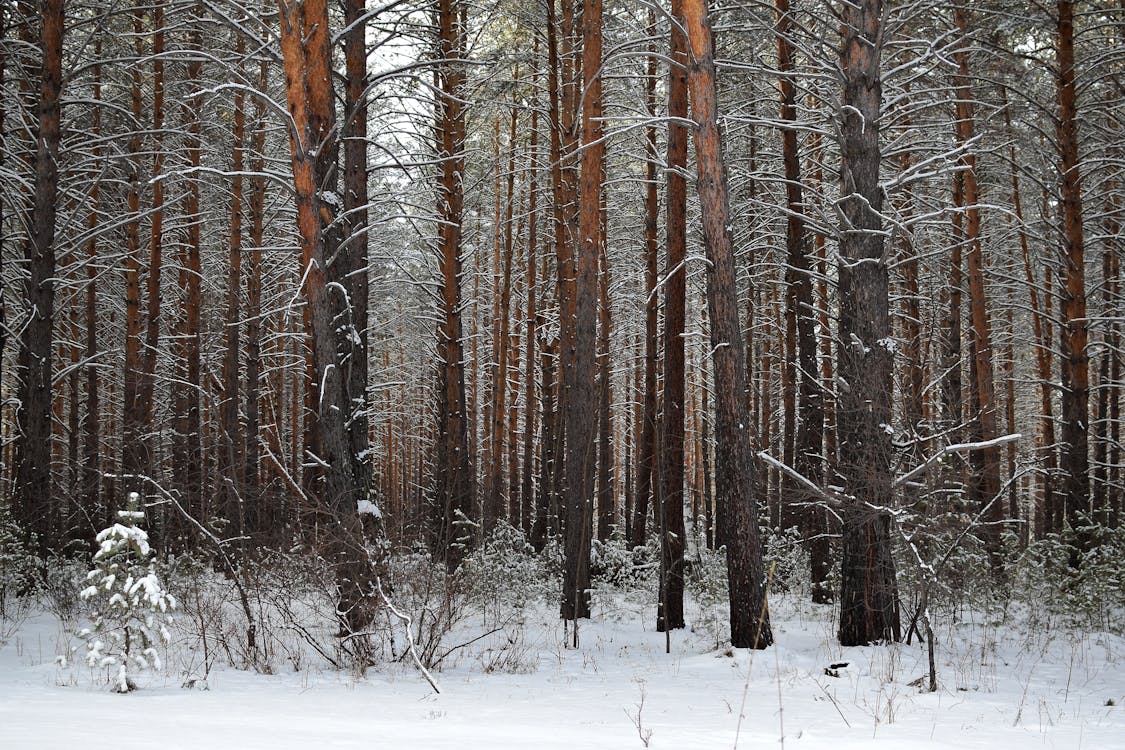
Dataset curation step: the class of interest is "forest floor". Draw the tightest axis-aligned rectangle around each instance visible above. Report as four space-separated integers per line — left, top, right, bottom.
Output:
2 591 1123 749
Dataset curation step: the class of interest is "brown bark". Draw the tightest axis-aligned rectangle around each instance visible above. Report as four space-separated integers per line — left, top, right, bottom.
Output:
220 37 247 537
776 0 827 602
561 0 601 622
15 0 63 553
657 0 690 632
1056 0 1090 555
952 3 1002 563
277 0 374 633
83 48 102 523
835 0 900 647
683 0 772 648
632 20 660 550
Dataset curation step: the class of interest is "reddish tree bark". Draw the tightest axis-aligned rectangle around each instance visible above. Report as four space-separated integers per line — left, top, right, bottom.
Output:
1055 0 1090 557
682 0 772 648
561 0 601 622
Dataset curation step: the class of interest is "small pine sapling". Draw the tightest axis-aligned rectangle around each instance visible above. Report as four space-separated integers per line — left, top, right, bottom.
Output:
78 493 176 692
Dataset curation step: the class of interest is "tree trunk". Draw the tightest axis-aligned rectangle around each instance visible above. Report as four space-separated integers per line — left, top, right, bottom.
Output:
432 0 475 567
835 0 900 647
342 0 372 516
776 0 826 602
277 0 375 635
15 0 63 554
521 43 541 539
83 48 102 526
137 1 166 508
1056 0 1090 559
657 0 690 632
682 0 772 649
220 39 246 539
245 57 268 541
632 19 660 550
952 3 1002 565
561 0 600 622
121 4 146 499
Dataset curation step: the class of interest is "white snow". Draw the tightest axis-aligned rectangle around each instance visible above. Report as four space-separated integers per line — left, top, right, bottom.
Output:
2 596 1122 749
357 499 383 518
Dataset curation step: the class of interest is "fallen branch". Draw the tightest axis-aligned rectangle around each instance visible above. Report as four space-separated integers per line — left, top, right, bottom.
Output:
375 576 442 695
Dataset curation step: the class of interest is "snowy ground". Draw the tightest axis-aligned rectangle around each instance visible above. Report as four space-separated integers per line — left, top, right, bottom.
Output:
2 594 1123 749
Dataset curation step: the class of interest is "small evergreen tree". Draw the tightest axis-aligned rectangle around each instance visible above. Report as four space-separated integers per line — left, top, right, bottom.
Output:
78 493 175 692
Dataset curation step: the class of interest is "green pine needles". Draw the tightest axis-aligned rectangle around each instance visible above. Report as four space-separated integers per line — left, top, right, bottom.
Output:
78 492 176 692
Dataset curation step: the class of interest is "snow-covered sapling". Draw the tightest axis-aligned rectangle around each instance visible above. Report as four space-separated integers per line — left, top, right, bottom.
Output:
78 493 176 692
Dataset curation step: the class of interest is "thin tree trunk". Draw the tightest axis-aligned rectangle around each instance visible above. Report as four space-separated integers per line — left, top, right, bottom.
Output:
1001 88 1057 539
657 0 689 632
561 0 601 622
121 4 146 498
521 42 541 539
342 0 372 515
432 0 474 566
952 3 1002 564
245 58 268 540
1056 0 1090 557
220 40 247 538
137 1 166 502
596 191 613 541
82 48 102 525
178 7 204 532
631 16 660 549
776 0 826 602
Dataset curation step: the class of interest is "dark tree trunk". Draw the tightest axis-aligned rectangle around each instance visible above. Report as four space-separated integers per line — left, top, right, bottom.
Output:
522 44 541 539
277 0 376 635
1055 0 1090 558
121 4 146 500
656 0 689 632
137 1 166 512
776 0 827 603
219 39 246 538
15 0 63 554
682 0 772 649
596 200 614 541
245 59 268 540
632 20 660 551
82 48 102 526
561 0 601 622
341 0 372 514
835 0 900 647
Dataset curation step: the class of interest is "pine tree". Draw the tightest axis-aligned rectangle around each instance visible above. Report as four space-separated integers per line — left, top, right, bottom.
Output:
78 493 175 693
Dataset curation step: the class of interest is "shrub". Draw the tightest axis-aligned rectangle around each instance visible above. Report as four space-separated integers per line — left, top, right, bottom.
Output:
77 494 176 692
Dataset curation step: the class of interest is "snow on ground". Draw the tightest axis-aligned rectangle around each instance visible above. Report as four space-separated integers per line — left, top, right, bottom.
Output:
2 595 1123 750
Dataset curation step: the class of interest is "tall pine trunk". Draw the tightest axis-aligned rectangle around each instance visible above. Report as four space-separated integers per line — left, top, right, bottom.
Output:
835 0 900 647
682 0 772 649
15 0 63 553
